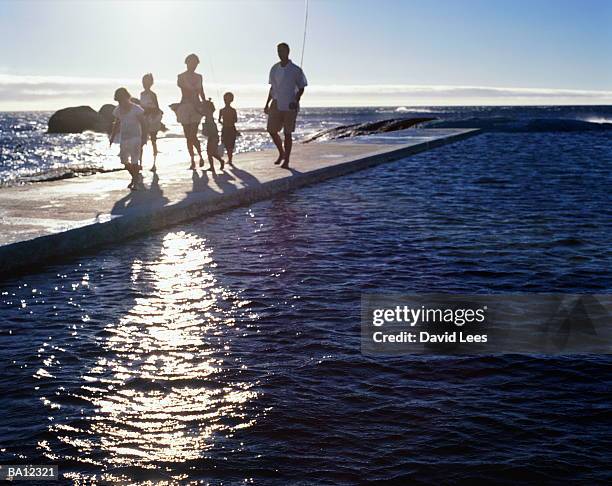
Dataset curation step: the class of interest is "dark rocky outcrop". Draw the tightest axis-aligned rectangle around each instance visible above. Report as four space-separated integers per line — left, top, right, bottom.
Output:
47 106 110 134
98 104 116 129
48 103 167 134
304 117 436 143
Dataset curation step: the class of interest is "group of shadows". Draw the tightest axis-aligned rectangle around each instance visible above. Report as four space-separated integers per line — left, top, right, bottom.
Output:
111 161 301 216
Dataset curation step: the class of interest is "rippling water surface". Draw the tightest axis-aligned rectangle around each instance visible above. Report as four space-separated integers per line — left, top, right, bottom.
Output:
1 128 612 483
2 105 612 184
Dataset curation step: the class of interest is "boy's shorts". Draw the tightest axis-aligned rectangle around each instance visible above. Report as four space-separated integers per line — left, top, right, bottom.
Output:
119 137 141 165
267 102 297 134
222 127 237 151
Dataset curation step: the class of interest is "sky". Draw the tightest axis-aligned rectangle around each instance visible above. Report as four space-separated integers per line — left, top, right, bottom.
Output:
1 0 611 110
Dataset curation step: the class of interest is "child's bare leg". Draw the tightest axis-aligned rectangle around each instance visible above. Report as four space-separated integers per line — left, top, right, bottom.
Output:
124 163 137 188
151 134 158 157
125 164 134 188
120 151 133 188
132 162 144 189
213 154 225 170
150 135 157 170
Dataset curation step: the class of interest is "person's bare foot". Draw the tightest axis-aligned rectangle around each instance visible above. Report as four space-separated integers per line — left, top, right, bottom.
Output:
274 153 284 165
280 158 290 169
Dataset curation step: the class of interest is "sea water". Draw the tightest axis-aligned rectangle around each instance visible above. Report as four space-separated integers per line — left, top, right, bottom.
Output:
0 107 611 484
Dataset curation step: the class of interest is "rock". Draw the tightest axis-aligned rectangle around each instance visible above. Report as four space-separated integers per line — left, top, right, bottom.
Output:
48 106 109 134
98 104 116 125
304 117 436 143
49 102 170 135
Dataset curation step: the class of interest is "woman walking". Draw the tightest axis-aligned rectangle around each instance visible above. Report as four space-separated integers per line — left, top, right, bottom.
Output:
175 53 206 169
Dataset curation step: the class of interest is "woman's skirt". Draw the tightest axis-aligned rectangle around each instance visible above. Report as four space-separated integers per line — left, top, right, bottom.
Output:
175 102 202 125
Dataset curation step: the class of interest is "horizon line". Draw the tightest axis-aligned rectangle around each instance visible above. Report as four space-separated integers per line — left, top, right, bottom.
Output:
2 73 612 110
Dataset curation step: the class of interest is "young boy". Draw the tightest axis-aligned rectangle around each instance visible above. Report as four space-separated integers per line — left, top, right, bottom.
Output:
201 99 225 172
219 92 238 165
109 87 146 190
139 73 163 171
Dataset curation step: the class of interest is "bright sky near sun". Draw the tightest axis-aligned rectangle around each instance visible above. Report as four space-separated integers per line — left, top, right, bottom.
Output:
1 0 611 109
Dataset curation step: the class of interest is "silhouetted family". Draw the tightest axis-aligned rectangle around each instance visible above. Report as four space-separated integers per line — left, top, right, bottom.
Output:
110 42 307 191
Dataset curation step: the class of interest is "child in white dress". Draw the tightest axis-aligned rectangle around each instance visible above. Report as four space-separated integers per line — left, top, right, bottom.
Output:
109 87 146 190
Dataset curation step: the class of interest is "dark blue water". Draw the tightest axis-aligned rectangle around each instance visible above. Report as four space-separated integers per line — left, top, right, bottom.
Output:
1 128 612 483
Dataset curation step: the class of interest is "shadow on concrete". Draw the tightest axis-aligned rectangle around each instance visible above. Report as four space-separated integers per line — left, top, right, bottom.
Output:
189 170 221 196
228 164 261 187
211 170 238 195
109 161 301 219
110 172 170 215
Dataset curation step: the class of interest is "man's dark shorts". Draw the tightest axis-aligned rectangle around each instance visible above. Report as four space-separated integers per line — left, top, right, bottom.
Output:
267 101 298 134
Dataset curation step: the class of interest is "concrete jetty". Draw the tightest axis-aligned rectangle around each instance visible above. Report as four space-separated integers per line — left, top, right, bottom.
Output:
0 128 479 278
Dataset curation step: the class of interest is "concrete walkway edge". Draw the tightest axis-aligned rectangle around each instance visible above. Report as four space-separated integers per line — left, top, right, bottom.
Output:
0 129 479 279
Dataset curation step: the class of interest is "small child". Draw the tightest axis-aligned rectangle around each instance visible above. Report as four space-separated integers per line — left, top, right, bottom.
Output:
139 73 163 171
219 92 238 165
109 87 146 190
201 99 225 172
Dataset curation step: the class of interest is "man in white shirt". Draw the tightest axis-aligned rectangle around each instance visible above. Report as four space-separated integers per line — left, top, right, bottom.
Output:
264 42 308 169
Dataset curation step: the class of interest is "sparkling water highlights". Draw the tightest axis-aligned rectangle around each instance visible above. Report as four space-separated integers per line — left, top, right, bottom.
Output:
6 231 262 483
3 105 612 185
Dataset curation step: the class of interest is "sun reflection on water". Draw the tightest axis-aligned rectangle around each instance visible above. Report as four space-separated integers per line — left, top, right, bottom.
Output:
40 231 258 483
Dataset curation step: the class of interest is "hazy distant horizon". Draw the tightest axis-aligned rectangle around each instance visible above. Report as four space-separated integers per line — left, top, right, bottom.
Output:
2 74 612 112
2 0 611 110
